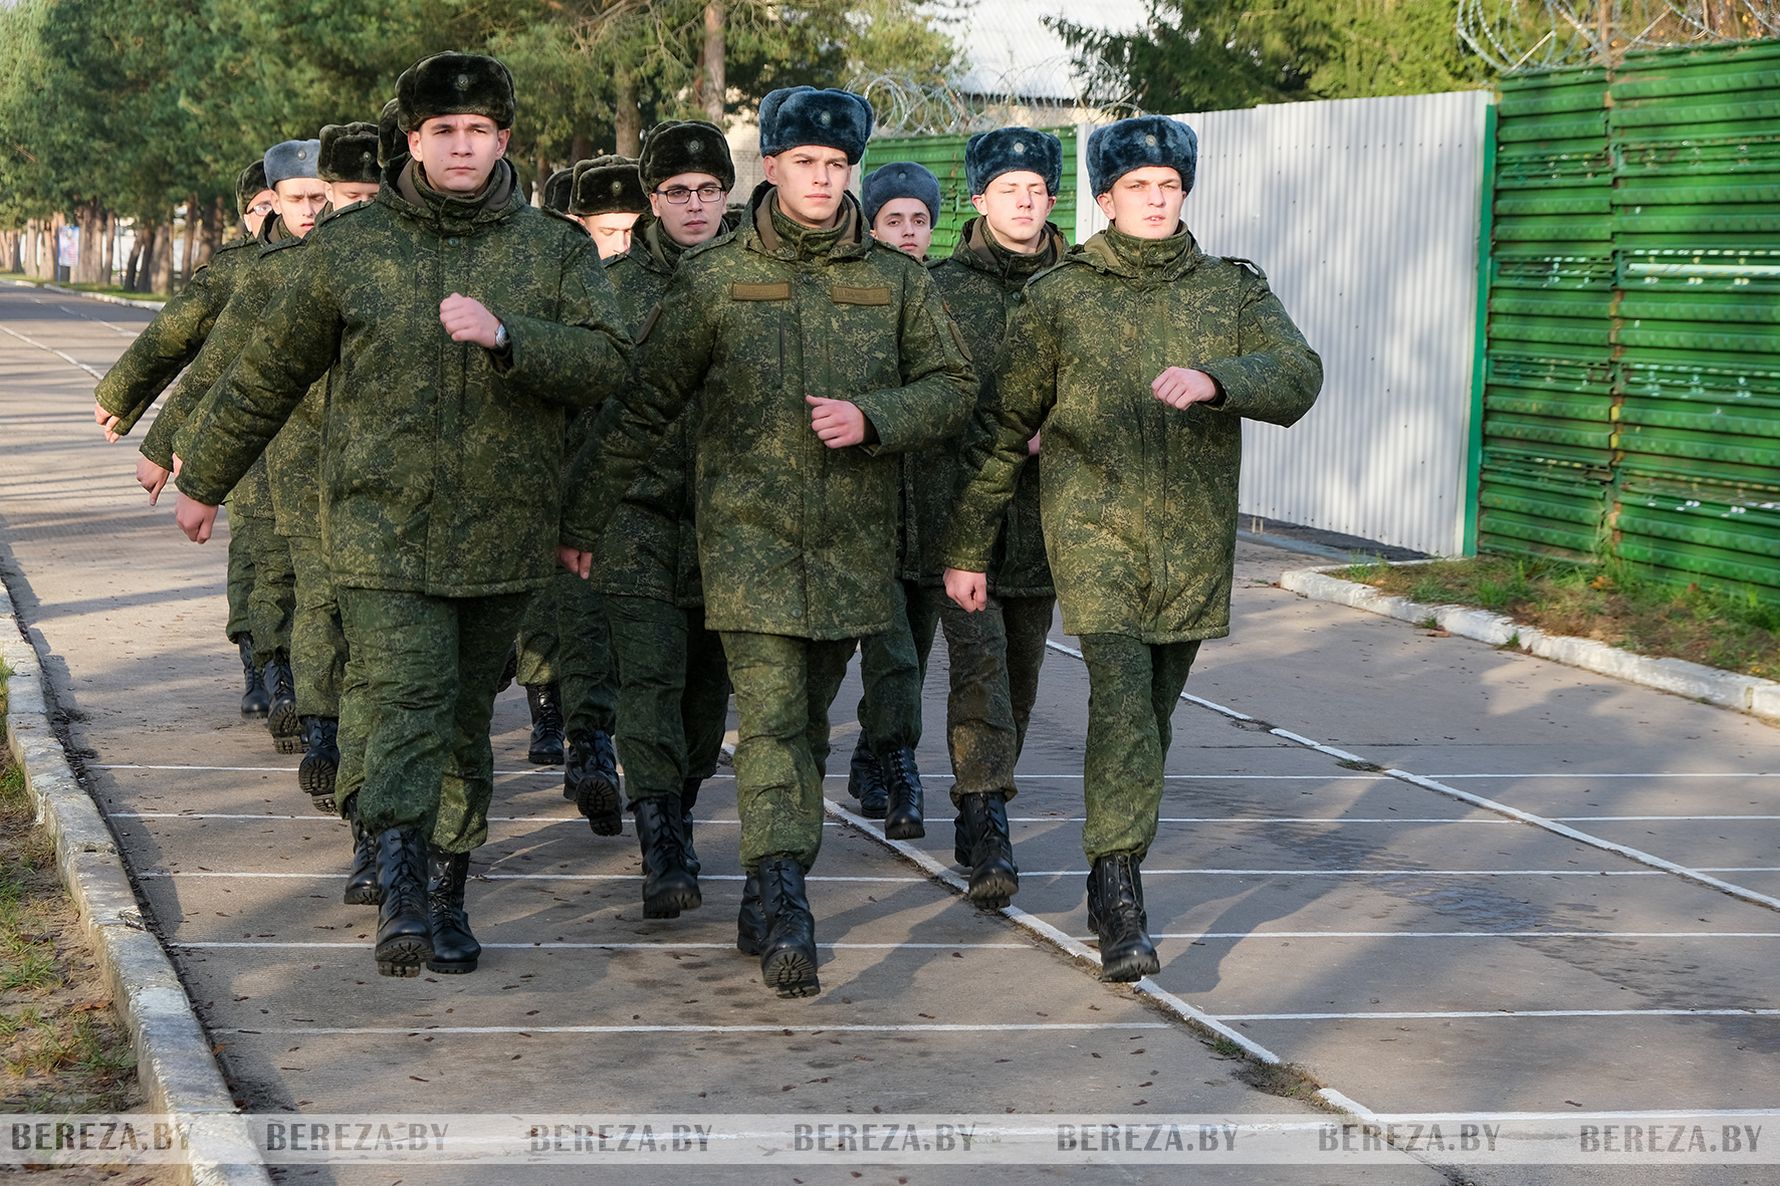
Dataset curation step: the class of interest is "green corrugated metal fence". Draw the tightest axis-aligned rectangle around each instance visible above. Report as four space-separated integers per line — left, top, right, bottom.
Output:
861 129 1078 256
1477 40 1780 593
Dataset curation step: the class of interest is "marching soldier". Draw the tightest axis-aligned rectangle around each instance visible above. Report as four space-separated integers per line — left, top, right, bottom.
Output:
171 52 631 979
944 117 1322 979
562 86 975 998
570 155 647 260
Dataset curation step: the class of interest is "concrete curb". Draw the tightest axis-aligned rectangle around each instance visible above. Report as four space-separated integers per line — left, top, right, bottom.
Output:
5 278 166 310
1279 566 1780 725
1 588 271 1186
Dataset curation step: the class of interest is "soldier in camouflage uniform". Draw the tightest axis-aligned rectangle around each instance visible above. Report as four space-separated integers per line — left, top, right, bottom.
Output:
93 157 273 718
146 138 330 756
539 165 575 214
571 155 647 260
945 117 1322 980
842 161 947 840
563 87 975 999
172 52 631 980
916 128 1071 909
596 120 736 918
263 122 383 814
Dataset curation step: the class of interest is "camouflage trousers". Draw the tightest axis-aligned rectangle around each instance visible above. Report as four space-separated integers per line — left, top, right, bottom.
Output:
854 578 941 755
334 588 530 854
224 528 255 644
722 632 854 869
514 579 557 687
232 509 294 667
1076 633 1201 862
286 533 344 719
555 570 617 741
928 592 1056 805
605 594 729 804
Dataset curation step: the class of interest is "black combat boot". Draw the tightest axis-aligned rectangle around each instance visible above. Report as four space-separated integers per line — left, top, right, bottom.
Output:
633 797 701 919
1087 853 1159 982
957 792 1019 909
237 637 269 718
342 798 380 907
756 856 819 998
563 730 622 835
846 735 888 819
298 716 339 813
680 778 702 877
372 826 432 977
265 653 301 755
736 867 765 956
426 848 480 974
524 683 565 765
881 746 925 840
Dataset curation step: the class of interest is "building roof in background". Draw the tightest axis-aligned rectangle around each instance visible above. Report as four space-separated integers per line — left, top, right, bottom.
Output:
949 0 1150 101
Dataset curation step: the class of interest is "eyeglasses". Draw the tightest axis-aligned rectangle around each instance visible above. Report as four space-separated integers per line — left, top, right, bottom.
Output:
654 184 728 206
247 201 275 216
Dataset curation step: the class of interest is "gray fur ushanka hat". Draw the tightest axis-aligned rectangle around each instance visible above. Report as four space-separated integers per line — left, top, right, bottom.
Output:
264 139 321 187
758 86 874 163
399 52 516 131
1086 115 1198 196
319 122 380 185
861 161 940 225
965 127 1062 196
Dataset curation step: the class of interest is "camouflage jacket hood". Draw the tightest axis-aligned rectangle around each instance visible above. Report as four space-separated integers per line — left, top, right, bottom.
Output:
943 223 1323 642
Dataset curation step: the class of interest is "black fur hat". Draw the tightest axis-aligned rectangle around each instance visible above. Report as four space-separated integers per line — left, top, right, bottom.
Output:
377 97 405 167
965 127 1062 197
758 86 873 163
399 51 516 131
1086 116 1198 197
569 156 646 217
319 122 380 185
541 166 575 214
640 120 735 193
264 139 321 187
235 159 270 218
861 161 940 225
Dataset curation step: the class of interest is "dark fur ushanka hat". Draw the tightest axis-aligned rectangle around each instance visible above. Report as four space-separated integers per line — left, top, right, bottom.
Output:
319 122 380 184
377 97 405 167
399 52 516 131
541 167 575 213
965 127 1062 197
569 156 646 217
235 159 269 218
758 86 874 164
861 161 940 225
264 139 321 187
640 120 735 193
1086 116 1198 197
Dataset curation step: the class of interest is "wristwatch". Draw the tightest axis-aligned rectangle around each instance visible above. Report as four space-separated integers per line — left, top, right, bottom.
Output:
493 322 510 351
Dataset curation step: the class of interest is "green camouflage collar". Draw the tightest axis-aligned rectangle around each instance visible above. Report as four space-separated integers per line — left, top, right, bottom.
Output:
1079 222 1203 281
633 210 739 274
383 156 522 235
951 216 1066 284
745 181 869 263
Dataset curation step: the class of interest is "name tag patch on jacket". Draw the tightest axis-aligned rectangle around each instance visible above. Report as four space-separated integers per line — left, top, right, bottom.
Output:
830 285 893 307
731 281 792 302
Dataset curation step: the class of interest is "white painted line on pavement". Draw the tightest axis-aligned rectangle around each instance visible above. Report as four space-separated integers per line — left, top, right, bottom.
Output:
223 1022 1172 1037
137 871 928 883
0 322 104 379
1433 772 1780 780
174 940 1032 951
1214 1008 1780 1022
141 866 1779 882
114 809 1780 826
1129 930 1780 941
56 303 139 336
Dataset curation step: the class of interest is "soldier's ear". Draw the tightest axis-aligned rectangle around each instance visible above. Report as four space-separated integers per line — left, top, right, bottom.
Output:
496 128 512 156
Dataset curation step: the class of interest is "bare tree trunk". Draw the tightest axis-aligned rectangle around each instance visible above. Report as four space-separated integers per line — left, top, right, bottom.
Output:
48 211 66 281
153 218 176 295
178 195 199 284
615 71 641 156
23 219 40 278
124 224 146 291
699 0 726 124
571 133 592 162
101 210 116 286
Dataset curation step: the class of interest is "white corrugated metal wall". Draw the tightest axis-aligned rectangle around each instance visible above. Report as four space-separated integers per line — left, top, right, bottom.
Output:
1075 91 1491 555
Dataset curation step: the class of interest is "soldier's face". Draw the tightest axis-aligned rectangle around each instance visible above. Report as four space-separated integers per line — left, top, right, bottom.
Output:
326 182 380 211
409 115 511 193
581 212 640 259
1095 166 1186 240
871 199 932 260
648 171 730 248
242 189 276 237
273 178 329 238
762 147 852 229
971 171 1056 253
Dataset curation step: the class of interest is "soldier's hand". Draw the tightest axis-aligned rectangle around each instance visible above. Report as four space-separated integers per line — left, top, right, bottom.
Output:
136 456 170 505
172 453 183 478
1152 366 1220 410
556 546 593 580
806 395 868 448
944 568 988 613
174 494 219 543
440 292 501 349
1027 430 1042 456
94 401 122 442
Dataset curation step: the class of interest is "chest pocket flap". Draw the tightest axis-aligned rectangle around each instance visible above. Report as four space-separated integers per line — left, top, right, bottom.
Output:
831 284 893 307
731 281 791 301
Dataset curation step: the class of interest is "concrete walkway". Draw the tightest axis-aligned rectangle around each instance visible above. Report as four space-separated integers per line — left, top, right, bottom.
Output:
3 284 1776 1185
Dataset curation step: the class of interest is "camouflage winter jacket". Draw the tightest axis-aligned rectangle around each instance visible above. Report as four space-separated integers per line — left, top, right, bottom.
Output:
93 235 258 435
175 158 631 597
943 225 1323 643
563 184 977 640
590 215 734 608
925 216 1065 598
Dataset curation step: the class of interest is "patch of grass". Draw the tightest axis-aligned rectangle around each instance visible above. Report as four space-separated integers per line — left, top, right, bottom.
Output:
1337 555 1780 681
